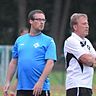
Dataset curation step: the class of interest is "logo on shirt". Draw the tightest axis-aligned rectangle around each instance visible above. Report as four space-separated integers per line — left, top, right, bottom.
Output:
87 45 90 50
19 43 24 46
33 43 39 48
80 41 86 47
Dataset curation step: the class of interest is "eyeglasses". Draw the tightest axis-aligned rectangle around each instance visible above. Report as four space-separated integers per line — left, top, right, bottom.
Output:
33 18 46 22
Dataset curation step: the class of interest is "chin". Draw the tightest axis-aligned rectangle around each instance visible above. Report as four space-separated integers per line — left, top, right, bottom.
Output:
85 33 88 37
39 28 44 31
38 29 43 32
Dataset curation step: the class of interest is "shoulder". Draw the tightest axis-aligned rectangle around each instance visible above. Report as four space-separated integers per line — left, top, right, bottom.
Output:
15 34 28 42
41 33 55 46
85 38 91 43
41 33 53 39
65 35 79 46
41 33 54 42
85 38 93 46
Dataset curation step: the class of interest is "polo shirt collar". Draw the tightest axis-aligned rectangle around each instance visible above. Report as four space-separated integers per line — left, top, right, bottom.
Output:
72 32 85 42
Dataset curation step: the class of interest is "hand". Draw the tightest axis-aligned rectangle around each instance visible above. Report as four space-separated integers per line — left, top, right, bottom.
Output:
33 80 44 96
3 82 10 96
3 91 8 96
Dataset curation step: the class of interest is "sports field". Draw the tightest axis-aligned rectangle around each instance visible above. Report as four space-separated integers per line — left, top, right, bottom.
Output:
0 71 96 96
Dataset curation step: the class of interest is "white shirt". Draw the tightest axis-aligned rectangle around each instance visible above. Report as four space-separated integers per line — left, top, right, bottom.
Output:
64 32 96 90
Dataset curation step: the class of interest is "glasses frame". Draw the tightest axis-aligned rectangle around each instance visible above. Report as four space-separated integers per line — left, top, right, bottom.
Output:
33 18 46 22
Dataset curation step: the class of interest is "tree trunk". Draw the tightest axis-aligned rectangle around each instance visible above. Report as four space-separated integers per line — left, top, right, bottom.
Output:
58 0 71 56
50 0 62 57
18 0 27 30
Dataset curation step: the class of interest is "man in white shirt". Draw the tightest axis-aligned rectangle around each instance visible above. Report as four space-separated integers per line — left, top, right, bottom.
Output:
64 13 96 96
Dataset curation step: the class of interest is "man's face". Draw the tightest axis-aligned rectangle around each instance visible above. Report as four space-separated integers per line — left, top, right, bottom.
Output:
75 16 89 38
30 13 46 31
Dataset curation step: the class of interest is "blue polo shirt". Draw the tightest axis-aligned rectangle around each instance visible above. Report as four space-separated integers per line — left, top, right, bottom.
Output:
12 33 57 90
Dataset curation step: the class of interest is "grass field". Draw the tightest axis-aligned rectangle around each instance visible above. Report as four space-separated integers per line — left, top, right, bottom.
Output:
50 71 96 96
0 71 96 96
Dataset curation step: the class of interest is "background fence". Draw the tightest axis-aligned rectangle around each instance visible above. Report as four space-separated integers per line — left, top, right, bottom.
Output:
0 45 12 85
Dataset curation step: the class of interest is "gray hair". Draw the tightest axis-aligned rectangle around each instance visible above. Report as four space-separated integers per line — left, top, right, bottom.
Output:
70 13 88 31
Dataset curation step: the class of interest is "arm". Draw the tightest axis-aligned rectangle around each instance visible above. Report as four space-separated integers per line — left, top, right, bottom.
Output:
33 59 54 96
79 54 96 67
39 59 54 82
65 38 96 67
4 58 17 96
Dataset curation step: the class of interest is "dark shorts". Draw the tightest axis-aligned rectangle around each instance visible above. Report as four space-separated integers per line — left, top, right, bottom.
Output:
66 87 92 96
16 90 50 96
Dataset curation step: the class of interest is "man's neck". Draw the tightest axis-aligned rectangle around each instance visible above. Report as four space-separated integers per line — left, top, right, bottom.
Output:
29 30 41 36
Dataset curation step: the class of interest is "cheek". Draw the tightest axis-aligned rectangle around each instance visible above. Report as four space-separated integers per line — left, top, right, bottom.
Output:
32 23 38 28
78 26 83 31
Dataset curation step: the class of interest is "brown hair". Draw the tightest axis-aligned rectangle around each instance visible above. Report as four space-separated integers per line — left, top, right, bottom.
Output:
28 9 45 21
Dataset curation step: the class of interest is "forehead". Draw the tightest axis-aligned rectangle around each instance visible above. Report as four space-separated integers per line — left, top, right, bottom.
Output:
33 13 45 18
78 16 88 22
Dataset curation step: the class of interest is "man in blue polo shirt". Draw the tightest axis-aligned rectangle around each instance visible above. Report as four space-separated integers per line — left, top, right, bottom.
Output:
4 9 57 96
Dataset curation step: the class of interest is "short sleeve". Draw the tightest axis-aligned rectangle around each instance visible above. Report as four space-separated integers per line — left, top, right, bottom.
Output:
45 39 57 61
12 41 18 59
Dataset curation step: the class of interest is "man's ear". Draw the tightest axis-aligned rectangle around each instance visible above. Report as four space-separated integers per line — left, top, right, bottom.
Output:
73 25 77 30
29 19 33 24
